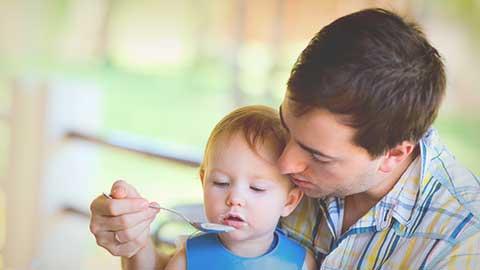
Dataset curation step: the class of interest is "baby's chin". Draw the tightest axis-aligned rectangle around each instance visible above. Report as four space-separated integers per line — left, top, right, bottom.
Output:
218 229 250 242
218 227 277 247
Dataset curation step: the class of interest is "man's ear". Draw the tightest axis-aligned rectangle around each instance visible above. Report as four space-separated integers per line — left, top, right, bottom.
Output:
378 141 416 173
281 187 304 217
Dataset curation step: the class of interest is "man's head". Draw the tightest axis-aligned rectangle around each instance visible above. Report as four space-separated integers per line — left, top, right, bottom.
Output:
278 9 446 198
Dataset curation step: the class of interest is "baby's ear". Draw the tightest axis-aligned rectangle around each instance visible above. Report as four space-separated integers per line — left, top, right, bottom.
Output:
199 169 205 184
281 187 304 217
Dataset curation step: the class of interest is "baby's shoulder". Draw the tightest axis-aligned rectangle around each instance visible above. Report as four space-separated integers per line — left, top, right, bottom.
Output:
165 247 186 270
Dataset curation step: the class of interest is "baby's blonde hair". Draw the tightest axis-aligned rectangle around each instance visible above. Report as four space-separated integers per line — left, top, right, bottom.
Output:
199 105 288 174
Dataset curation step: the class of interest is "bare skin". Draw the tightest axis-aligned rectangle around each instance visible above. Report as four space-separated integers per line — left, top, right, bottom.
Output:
89 180 169 270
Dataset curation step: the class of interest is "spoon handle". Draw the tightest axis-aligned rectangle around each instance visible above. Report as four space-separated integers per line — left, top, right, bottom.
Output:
152 205 191 222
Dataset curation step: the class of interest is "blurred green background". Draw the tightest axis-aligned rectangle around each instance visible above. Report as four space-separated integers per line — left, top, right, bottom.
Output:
0 0 479 268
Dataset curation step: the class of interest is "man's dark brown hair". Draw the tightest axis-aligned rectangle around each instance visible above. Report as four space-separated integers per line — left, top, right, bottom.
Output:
287 8 446 157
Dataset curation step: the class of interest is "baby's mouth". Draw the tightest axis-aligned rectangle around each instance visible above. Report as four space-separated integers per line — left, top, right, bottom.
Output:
221 213 247 229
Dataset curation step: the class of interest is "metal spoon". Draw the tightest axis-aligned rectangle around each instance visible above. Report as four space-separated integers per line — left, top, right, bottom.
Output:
102 192 235 233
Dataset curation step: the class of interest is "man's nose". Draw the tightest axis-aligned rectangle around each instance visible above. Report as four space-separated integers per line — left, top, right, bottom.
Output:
277 140 307 175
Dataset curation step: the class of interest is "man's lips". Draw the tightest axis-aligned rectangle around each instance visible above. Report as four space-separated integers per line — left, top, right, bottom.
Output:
290 176 313 187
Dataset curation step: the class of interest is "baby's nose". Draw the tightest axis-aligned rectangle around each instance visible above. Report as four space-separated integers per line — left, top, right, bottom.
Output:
226 191 246 207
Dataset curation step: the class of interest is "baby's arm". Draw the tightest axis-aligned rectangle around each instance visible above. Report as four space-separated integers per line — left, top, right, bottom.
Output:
164 248 186 270
302 249 317 270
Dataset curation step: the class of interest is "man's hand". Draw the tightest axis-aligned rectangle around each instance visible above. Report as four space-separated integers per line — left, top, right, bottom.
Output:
89 180 160 258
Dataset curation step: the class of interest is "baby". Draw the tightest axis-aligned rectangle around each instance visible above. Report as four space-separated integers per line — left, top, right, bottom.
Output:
165 105 316 270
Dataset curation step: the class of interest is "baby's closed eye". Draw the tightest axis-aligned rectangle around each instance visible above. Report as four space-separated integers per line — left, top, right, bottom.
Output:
250 186 267 192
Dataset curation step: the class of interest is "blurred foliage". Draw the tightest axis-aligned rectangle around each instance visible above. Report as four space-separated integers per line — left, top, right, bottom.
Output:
0 0 479 201
426 0 480 44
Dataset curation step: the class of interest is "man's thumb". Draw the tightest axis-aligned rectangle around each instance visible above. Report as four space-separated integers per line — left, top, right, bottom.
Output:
111 186 127 199
110 180 140 199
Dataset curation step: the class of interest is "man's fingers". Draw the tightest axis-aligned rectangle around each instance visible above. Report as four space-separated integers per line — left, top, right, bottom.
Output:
98 226 150 258
93 224 151 258
110 180 141 199
106 198 150 216
115 227 151 258
91 180 154 259
114 218 154 243
92 195 149 216
90 194 111 216
93 230 116 249
96 207 159 231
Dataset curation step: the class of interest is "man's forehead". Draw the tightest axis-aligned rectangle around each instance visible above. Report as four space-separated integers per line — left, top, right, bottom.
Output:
281 98 354 128
278 99 309 130
278 98 294 121
278 103 289 131
280 98 292 113
280 97 313 118
280 99 362 155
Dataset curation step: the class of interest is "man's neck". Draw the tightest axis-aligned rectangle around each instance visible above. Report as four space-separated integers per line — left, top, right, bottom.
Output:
364 147 419 201
341 147 419 234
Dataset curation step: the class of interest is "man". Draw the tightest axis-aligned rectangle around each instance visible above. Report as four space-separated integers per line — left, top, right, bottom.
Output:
90 8 479 269
276 9 479 269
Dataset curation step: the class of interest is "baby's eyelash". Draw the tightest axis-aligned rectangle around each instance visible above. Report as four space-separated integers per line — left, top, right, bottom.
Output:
213 181 229 186
250 186 266 192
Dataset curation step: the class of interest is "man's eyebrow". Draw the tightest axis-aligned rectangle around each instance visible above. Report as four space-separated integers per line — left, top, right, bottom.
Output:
297 142 336 160
279 105 336 160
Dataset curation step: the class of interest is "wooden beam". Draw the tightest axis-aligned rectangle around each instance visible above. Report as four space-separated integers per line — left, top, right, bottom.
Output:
65 131 202 167
4 79 47 269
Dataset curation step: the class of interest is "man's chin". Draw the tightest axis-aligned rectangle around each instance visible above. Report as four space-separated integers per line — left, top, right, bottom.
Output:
300 187 330 199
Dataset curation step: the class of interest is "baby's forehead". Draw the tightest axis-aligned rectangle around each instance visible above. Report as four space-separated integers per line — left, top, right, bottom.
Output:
216 130 283 159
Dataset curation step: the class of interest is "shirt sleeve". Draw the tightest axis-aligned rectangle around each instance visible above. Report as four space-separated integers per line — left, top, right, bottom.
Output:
426 229 480 269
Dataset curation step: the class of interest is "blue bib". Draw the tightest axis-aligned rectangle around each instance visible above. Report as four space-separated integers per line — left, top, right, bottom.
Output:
186 229 306 270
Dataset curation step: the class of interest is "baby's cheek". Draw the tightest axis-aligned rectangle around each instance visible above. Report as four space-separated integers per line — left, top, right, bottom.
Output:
253 199 284 223
203 199 220 220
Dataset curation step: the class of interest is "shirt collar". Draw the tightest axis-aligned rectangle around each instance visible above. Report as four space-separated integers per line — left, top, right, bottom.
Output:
383 155 422 227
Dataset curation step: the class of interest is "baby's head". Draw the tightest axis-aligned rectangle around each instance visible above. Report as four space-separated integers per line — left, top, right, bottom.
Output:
199 105 303 241
200 105 288 173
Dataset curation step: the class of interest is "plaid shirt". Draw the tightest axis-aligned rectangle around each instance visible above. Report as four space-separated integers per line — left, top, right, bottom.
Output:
280 128 480 269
